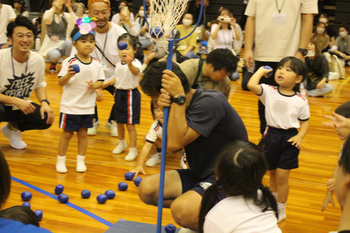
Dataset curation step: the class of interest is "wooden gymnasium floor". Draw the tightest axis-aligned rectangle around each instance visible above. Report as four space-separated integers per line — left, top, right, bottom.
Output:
1 58 350 233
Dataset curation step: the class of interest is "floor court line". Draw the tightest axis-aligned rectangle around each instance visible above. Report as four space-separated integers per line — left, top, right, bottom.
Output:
11 176 114 227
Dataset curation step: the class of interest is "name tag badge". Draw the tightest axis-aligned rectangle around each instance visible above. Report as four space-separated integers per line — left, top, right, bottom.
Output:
102 63 107 71
273 14 286 25
179 45 187 50
51 35 58 42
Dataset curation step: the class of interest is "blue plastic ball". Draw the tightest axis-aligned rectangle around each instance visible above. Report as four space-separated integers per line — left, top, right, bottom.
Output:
70 64 80 73
263 65 273 76
134 176 142 187
105 190 116 199
118 41 128 50
165 224 176 233
34 210 43 221
150 26 165 39
118 182 128 191
22 202 31 208
55 184 64 195
124 172 135 181
58 193 69 203
21 191 32 201
97 194 108 204
81 189 91 199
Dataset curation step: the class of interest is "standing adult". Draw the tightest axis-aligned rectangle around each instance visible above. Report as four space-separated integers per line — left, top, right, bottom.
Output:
70 0 126 136
0 15 54 149
0 3 16 49
139 61 248 231
243 0 317 148
39 0 78 73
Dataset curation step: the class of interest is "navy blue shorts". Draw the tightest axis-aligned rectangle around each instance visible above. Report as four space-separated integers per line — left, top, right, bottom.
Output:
59 113 94 132
263 126 300 170
176 169 216 196
114 88 140 124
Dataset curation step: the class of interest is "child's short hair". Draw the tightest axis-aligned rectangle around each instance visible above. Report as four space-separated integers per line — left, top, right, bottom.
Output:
206 49 237 73
117 33 138 50
71 26 95 41
335 101 350 118
0 206 39 226
276 56 307 92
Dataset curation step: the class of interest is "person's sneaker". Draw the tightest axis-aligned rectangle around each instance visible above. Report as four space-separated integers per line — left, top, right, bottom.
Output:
105 120 118 137
56 155 67 173
49 63 57 73
125 147 138 161
178 228 197 233
1 124 27 149
277 212 286 223
112 140 127 154
180 153 187 169
76 155 87 172
145 153 161 167
87 120 100 136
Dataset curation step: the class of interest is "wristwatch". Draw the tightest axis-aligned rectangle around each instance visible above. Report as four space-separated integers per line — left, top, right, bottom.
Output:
41 99 50 105
298 48 308 57
171 95 186 105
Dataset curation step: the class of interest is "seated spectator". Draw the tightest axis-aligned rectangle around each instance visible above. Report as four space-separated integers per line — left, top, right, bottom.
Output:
331 24 350 66
14 0 29 18
319 13 337 48
135 5 152 49
116 6 139 37
111 0 134 25
39 0 78 73
312 22 330 53
175 13 199 59
301 39 333 97
0 150 52 232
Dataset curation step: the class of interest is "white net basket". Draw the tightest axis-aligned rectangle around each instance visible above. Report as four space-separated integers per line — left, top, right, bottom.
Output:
148 0 189 39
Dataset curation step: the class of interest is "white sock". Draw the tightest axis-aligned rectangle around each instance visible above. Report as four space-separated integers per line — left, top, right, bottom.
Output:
76 155 87 172
119 139 127 146
56 155 67 173
277 201 286 214
272 192 278 200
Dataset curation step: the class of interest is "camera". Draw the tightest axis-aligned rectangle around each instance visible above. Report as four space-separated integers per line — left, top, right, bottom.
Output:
219 17 231 23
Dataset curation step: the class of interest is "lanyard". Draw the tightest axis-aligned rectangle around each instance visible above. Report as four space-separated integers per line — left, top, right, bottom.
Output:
275 0 286 14
11 49 28 78
95 23 109 62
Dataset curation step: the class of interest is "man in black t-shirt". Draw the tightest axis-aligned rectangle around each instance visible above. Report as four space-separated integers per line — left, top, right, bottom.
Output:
139 61 248 231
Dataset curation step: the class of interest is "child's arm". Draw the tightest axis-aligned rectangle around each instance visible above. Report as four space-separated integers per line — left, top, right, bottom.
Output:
247 66 272 95
58 65 75 86
125 56 140 75
86 80 103 90
287 120 309 149
321 165 338 212
102 78 116 89
130 141 154 176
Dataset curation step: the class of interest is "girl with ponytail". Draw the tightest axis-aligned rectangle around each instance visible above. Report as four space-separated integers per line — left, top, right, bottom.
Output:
199 140 281 233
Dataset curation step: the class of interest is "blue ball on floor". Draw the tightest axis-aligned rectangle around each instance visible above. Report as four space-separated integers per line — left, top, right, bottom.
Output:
81 189 91 199
97 194 108 204
70 64 80 73
55 184 64 195
118 182 128 191
165 224 176 233
105 190 115 199
124 172 135 181
21 191 32 201
34 210 43 221
134 176 142 187
22 202 31 208
58 194 69 203
118 41 128 50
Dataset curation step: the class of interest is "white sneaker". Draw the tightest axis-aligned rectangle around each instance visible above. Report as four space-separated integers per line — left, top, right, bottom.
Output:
56 155 67 173
105 120 118 137
145 153 160 167
76 155 87 172
125 147 138 161
178 228 197 233
1 124 27 149
87 120 100 136
112 140 127 154
277 212 286 223
180 153 187 169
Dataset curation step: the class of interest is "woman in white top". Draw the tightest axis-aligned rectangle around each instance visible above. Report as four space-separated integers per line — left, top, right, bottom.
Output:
39 0 77 73
111 0 134 25
199 141 281 233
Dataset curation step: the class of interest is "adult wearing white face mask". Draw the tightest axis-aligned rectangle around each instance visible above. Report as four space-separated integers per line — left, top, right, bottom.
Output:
331 25 350 66
319 13 337 48
312 22 330 53
175 13 200 59
135 5 151 49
